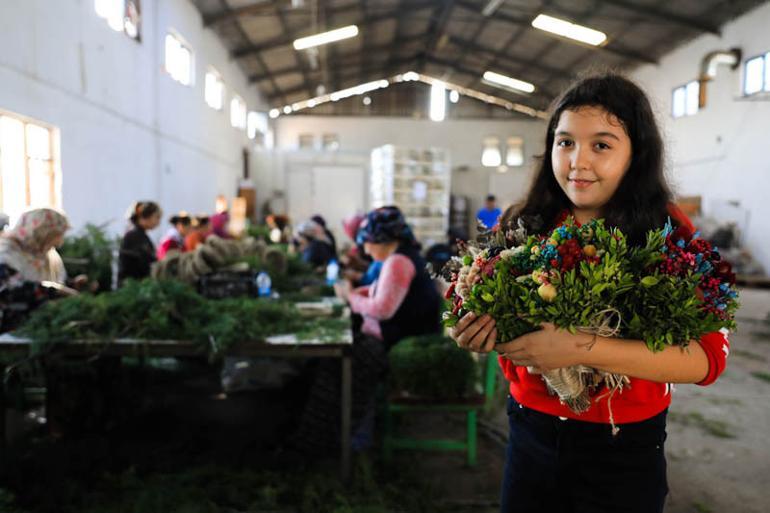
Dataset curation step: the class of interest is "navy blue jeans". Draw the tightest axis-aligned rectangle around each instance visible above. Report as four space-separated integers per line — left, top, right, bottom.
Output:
500 397 668 513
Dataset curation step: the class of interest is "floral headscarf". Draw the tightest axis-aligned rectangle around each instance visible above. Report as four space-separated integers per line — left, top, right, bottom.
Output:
0 208 69 282
356 206 417 247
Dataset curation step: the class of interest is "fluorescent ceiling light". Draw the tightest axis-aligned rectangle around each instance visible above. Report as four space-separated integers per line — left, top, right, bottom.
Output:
483 71 535 94
531 14 606 46
293 25 359 50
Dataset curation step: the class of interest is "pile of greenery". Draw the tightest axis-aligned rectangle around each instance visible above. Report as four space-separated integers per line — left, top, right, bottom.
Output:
389 334 478 399
246 223 272 242
58 223 116 292
16 279 348 358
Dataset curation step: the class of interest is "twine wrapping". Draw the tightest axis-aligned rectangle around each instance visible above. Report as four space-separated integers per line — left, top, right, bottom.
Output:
533 308 630 434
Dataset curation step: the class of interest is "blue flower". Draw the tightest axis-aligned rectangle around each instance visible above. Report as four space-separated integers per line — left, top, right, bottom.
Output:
677 239 686 249
663 218 673 237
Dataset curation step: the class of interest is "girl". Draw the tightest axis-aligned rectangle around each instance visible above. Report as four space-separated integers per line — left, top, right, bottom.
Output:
156 212 191 260
449 73 729 513
118 201 161 284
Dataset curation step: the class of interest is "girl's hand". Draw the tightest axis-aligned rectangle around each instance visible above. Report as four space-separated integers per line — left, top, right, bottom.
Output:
448 312 498 353
495 323 594 370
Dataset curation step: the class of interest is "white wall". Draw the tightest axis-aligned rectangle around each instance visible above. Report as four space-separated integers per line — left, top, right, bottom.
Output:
267 115 547 234
632 2 770 273
0 0 265 239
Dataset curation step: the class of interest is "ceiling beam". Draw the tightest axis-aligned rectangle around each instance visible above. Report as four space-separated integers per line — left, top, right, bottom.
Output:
248 34 424 82
600 0 721 36
267 55 420 101
446 35 573 80
204 0 278 27
231 1 435 59
204 0 361 28
357 0 369 86
424 55 554 107
454 0 657 65
214 0 287 104
418 0 455 73
273 2 315 99
443 8 490 78
268 53 548 116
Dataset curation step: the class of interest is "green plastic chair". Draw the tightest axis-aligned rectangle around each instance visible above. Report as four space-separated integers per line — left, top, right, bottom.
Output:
382 353 499 466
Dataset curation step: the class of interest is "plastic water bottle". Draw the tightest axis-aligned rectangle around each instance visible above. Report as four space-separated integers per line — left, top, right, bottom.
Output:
256 271 272 297
326 259 339 286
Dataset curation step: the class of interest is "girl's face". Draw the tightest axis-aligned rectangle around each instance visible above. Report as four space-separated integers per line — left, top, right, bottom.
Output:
551 106 632 221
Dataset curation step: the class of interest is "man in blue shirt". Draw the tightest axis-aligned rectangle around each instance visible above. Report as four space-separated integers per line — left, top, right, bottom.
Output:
476 194 501 230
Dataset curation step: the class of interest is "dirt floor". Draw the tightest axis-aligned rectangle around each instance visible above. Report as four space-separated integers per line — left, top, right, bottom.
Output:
3 288 769 512
398 287 770 513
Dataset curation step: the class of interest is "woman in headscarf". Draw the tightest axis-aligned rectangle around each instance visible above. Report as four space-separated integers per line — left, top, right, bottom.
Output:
336 206 441 347
293 219 336 268
340 213 381 287
118 201 161 285
0 208 69 283
157 212 191 260
289 206 441 455
209 211 231 239
311 214 337 256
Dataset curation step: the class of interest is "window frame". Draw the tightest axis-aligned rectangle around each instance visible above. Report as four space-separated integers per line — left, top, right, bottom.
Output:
164 30 195 87
205 68 225 111
671 80 700 118
94 0 141 42
743 52 770 96
0 109 61 224
230 95 247 130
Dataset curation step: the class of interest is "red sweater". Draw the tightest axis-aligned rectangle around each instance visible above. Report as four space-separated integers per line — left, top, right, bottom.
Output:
500 206 730 424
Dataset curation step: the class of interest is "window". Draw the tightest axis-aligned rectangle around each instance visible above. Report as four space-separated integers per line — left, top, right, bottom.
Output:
205 69 224 110
481 136 501 167
165 31 193 86
505 136 524 167
322 133 340 151
94 0 141 40
0 111 61 225
230 96 246 130
672 81 699 118
247 111 267 140
298 134 315 149
744 53 770 95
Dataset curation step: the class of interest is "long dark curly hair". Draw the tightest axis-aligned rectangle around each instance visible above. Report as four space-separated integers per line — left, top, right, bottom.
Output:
503 72 673 245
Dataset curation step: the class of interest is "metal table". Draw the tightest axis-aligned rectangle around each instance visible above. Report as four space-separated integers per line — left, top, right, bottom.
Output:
0 332 354 480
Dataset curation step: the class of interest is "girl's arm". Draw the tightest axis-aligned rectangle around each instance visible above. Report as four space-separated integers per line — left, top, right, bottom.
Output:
495 323 727 384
